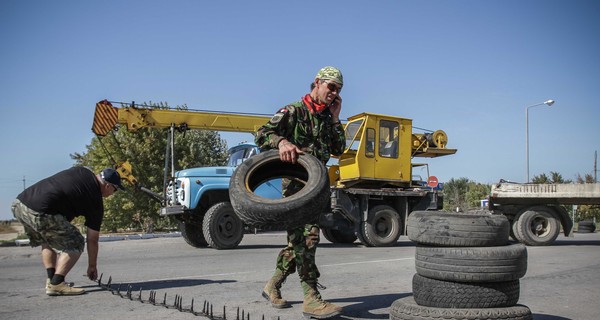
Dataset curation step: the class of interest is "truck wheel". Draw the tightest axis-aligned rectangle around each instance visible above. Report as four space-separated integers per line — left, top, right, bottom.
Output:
202 202 244 250
179 221 208 248
407 211 509 246
514 206 560 246
230 150 329 230
415 244 527 282
412 274 520 308
322 227 357 244
390 296 533 320
359 205 401 247
509 218 519 241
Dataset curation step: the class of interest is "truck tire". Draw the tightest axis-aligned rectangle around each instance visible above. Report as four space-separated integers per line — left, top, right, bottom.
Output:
577 220 596 233
390 296 533 320
202 202 244 250
179 221 208 248
415 244 527 282
514 206 560 246
322 227 357 244
412 273 520 308
229 150 329 230
407 211 509 247
359 205 402 247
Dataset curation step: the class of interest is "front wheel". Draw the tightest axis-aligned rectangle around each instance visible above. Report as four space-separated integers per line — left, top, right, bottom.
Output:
514 206 560 246
359 205 401 247
202 202 244 250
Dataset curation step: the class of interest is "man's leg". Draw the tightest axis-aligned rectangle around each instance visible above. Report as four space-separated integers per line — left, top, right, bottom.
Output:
297 225 342 318
43 215 86 296
263 231 297 309
50 250 82 285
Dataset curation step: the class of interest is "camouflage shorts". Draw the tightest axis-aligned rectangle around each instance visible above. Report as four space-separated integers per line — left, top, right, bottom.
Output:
11 199 85 253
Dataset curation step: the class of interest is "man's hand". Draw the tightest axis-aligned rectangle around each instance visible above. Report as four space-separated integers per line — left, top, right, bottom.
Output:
278 139 303 163
329 95 342 120
87 266 98 281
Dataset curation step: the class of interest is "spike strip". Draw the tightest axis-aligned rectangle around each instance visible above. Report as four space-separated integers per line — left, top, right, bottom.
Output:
94 275 275 319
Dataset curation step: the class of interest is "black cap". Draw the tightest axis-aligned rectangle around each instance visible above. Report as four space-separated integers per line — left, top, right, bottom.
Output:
100 168 125 190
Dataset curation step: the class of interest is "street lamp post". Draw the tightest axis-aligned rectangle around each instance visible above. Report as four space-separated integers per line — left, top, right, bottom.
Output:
526 99 555 183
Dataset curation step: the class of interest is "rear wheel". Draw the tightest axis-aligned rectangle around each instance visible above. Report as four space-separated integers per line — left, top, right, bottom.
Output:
202 202 244 249
179 221 208 248
514 206 560 246
360 205 401 247
322 227 357 244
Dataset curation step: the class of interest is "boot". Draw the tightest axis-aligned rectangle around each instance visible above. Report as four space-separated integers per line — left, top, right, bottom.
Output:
301 280 342 319
262 269 290 308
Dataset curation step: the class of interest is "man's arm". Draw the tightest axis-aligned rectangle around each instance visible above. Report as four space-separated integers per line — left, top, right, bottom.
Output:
86 227 100 280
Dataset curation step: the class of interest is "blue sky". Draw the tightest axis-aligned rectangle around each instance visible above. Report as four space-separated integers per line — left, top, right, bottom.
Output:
1 0 599 220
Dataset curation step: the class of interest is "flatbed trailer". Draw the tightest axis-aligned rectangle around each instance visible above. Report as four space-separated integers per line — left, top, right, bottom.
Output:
489 181 600 246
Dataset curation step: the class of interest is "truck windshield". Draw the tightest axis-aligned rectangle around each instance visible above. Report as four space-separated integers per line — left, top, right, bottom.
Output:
227 146 257 167
344 120 364 151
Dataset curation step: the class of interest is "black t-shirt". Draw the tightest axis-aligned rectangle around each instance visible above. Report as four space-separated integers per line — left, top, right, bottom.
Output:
17 167 104 231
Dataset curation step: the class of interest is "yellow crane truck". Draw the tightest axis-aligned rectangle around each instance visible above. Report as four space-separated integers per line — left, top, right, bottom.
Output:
92 100 456 248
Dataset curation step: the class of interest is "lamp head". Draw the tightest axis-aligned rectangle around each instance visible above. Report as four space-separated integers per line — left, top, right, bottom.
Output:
544 99 555 106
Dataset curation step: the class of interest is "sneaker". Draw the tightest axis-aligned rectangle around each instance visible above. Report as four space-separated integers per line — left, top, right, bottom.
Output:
46 282 86 296
45 279 74 290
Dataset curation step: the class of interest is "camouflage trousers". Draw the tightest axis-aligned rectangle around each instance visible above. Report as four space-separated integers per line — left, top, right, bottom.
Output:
275 224 321 281
11 199 85 253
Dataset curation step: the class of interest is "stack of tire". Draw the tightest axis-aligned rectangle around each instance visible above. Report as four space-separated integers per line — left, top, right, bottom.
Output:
577 220 596 233
389 211 533 320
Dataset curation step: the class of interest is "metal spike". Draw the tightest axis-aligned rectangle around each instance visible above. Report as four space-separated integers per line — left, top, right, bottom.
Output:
210 303 213 317
190 298 194 313
163 292 167 306
223 305 226 320
98 273 103 285
237 307 240 320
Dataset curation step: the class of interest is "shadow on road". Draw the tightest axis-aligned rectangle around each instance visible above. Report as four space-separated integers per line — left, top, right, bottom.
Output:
83 278 236 291
532 314 573 320
550 239 600 246
330 292 410 319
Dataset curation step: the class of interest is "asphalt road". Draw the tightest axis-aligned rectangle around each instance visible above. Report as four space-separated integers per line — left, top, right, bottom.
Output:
1 231 599 320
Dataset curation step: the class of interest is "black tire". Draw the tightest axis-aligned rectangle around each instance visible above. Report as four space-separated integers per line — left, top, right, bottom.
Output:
202 202 244 250
389 296 533 320
514 206 560 246
359 205 402 247
322 227 357 244
407 211 509 246
415 244 528 282
412 273 520 308
230 150 330 230
179 221 208 248
577 221 596 233
510 218 520 241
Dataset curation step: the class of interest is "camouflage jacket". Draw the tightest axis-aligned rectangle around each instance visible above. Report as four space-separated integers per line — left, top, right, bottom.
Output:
255 100 346 163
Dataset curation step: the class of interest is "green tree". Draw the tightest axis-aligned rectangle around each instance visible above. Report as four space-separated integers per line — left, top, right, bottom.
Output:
575 173 600 221
71 102 229 232
443 177 469 211
465 182 491 209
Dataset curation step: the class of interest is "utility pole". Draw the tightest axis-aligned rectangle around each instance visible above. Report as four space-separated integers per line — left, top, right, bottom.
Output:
22 176 26 190
595 150 598 183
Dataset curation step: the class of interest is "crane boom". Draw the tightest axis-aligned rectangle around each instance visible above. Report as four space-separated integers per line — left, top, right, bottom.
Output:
92 100 270 136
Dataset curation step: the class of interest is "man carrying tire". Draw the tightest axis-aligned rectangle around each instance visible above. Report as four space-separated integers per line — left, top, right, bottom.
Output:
255 66 346 319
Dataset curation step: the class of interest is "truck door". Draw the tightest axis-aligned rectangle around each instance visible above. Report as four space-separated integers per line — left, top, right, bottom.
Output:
375 120 400 181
